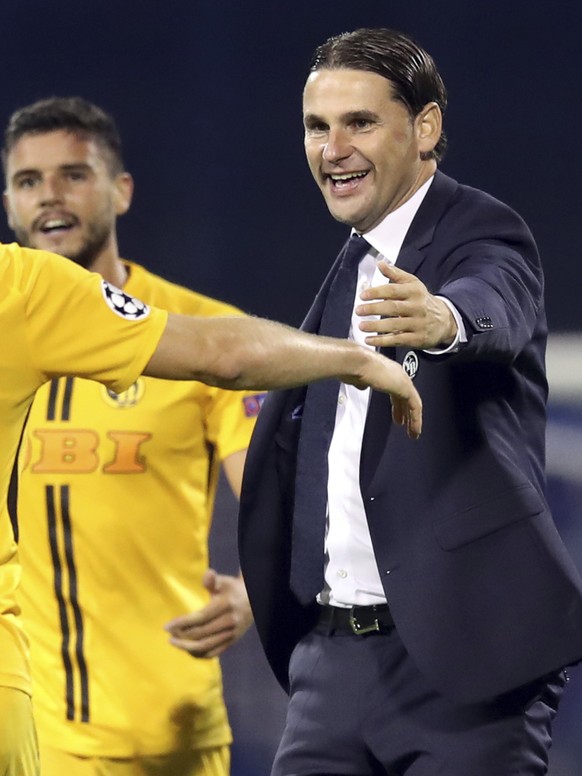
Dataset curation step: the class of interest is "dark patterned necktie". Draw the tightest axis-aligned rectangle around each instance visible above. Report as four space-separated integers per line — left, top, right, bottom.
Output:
290 234 369 604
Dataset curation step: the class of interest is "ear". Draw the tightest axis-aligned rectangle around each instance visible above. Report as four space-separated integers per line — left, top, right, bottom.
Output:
2 190 15 230
113 172 134 216
415 102 442 157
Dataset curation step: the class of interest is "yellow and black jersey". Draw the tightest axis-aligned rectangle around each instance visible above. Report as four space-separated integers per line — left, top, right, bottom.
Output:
18 261 262 757
0 243 166 698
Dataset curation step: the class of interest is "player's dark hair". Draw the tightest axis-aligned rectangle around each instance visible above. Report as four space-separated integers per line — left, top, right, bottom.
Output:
309 28 448 162
2 96 124 175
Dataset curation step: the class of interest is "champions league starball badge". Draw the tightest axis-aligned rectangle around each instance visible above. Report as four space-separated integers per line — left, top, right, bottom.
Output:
101 280 150 320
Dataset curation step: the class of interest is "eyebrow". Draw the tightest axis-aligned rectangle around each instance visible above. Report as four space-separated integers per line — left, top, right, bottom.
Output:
13 162 92 175
11 162 93 182
303 109 381 126
343 110 381 123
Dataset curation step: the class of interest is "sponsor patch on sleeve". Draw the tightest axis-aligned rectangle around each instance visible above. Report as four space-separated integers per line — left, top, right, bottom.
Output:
101 280 150 320
243 393 267 418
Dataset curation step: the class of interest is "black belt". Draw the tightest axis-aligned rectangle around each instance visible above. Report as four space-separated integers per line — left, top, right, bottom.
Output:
316 603 395 636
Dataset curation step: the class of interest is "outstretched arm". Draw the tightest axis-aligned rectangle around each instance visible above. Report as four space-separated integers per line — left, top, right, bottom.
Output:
144 313 422 438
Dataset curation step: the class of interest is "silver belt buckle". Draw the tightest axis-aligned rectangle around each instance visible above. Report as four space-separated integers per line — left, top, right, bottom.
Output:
349 607 380 635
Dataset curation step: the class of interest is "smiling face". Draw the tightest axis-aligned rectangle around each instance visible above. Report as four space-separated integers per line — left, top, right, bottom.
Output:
3 129 132 270
303 68 440 233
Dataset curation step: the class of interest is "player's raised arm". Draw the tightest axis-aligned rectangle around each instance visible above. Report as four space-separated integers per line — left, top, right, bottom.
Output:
144 313 422 438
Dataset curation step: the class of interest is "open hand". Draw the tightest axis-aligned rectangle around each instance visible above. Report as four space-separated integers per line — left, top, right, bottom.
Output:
356 262 456 350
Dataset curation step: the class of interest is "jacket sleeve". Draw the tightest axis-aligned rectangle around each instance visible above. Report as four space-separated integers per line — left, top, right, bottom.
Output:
431 191 544 364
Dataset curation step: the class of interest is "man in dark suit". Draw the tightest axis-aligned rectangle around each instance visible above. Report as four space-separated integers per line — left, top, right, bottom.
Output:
239 27 582 775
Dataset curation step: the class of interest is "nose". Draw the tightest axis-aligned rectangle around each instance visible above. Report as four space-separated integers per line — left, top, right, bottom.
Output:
38 175 65 205
322 127 352 164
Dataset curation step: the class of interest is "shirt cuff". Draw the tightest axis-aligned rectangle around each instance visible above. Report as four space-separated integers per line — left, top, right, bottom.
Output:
423 296 467 355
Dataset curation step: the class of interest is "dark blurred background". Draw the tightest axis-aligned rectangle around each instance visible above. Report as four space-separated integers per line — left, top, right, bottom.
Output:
2 2 581 774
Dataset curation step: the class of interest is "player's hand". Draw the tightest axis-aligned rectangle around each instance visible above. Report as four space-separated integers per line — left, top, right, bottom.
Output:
164 570 253 658
356 262 457 350
345 350 422 439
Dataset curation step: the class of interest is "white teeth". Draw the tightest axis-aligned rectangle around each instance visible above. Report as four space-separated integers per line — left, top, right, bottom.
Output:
43 219 69 230
330 171 367 181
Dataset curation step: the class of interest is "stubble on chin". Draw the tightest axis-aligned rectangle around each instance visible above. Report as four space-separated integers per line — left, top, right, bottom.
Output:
13 224 111 272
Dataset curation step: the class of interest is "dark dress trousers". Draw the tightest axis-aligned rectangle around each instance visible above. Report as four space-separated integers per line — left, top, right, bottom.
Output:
238 171 582 705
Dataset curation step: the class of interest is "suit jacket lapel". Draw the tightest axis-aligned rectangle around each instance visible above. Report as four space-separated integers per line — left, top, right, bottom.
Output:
400 170 459 254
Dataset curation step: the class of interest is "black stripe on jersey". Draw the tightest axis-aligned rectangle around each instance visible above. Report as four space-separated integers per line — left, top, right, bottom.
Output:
46 378 60 421
60 485 90 722
45 377 75 422
6 406 31 544
206 440 216 495
6 462 19 544
61 377 74 421
46 485 75 720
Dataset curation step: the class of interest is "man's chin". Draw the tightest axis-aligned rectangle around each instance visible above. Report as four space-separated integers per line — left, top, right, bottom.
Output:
30 237 87 267
14 226 103 270
28 234 70 254
322 193 362 226
326 205 365 230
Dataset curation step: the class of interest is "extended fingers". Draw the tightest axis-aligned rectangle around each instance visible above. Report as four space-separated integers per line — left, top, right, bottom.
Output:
391 391 422 439
166 609 232 638
356 298 406 319
358 278 421 317
357 298 415 322
169 627 235 658
359 313 419 347
166 609 238 657
359 280 409 303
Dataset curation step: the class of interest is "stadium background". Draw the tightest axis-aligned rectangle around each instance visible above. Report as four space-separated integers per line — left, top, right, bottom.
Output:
1 2 581 774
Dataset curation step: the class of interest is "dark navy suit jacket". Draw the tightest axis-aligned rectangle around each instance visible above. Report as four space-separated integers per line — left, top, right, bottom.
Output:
238 171 582 704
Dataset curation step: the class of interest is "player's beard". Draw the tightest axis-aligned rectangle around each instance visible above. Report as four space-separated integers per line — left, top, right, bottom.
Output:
65 221 112 271
12 218 112 272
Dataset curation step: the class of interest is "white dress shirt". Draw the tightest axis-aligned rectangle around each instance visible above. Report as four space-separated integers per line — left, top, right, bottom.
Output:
320 176 464 607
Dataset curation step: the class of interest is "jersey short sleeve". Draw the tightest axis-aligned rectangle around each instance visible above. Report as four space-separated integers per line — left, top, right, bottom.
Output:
204 385 265 462
19 246 168 393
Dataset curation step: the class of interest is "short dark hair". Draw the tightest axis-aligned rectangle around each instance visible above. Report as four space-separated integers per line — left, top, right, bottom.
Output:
309 28 448 162
2 96 125 175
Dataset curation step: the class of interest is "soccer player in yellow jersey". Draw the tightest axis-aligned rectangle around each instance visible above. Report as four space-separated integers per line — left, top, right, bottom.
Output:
0 99 422 776
2 96 258 776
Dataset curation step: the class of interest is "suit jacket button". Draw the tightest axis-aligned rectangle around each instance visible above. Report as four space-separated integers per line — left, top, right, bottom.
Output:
475 316 493 329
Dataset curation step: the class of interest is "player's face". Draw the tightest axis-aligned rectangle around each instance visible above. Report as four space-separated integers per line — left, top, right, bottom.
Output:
303 69 439 233
3 130 131 269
